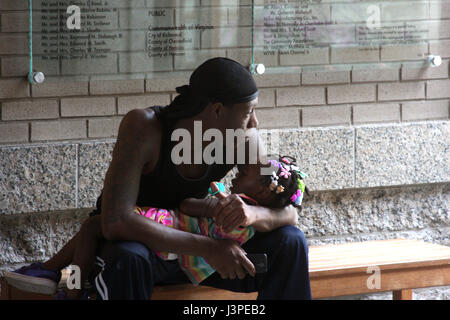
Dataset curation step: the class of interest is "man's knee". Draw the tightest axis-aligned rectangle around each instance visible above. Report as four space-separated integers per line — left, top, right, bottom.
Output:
93 241 154 300
274 225 308 255
100 240 151 265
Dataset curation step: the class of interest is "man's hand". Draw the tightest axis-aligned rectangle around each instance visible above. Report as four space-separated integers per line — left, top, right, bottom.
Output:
209 182 256 233
204 239 256 279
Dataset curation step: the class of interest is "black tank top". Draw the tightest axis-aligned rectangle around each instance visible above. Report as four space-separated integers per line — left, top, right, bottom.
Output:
94 106 234 212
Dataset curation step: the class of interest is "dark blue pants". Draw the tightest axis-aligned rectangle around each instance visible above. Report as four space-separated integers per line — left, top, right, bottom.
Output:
89 225 311 300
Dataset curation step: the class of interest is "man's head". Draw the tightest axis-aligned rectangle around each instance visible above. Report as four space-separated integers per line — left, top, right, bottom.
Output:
191 57 260 133
165 57 260 133
205 98 259 134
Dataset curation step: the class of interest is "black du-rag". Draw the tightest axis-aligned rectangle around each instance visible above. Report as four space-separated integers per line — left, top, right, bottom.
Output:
161 57 259 119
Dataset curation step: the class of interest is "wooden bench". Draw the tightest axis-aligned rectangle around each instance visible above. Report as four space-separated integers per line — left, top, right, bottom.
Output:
2 239 450 300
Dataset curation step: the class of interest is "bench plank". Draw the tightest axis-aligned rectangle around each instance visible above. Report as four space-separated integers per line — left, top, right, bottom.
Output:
309 239 450 276
152 285 257 300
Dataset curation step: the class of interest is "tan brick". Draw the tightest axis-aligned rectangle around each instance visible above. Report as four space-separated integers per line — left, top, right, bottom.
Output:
332 3 374 23
0 0 28 10
31 57 61 76
118 94 171 114
256 89 275 108
328 84 376 104
202 0 239 6
430 40 450 58
352 66 400 83
310 23 353 42
331 46 379 64
228 6 252 26
146 78 188 92
1 100 59 120
381 44 429 62
90 79 145 95
61 97 116 117
402 60 449 80
0 79 29 99
62 54 118 76
226 48 278 68
353 103 400 124
427 79 450 99
174 50 226 70
176 8 227 27
0 123 28 144
119 53 172 73
402 100 449 121
32 80 89 97
413 20 450 40
0 34 28 54
120 7 172 29
277 87 325 107
0 56 29 77
31 120 87 141
378 82 425 101
202 27 251 49
88 117 123 138
255 108 299 129
302 105 351 127
253 73 301 88
280 47 329 66
381 2 429 21
430 2 450 19
1 12 28 32
302 70 350 85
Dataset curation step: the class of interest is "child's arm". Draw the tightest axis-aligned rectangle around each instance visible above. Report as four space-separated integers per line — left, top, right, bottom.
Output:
179 197 219 218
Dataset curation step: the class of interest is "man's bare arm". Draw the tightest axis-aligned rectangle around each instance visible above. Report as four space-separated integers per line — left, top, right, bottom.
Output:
212 193 298 233
179 198 218 218
248 204 298 232
100 109 216 257
181 196 297 233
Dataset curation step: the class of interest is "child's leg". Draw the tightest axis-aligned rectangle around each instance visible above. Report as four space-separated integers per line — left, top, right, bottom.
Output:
43 231 79 273
2 215 101 295
64 215 103 299
43 215 101 273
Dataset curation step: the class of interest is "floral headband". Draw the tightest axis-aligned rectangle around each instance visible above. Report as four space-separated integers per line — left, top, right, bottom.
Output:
268 157 307 206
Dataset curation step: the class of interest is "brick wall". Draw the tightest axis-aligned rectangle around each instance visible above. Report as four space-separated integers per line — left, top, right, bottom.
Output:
0 0 448 143
0 0 449 299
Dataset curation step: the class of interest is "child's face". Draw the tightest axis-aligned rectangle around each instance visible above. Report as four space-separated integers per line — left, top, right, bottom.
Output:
230 164 259 194
230 164 273 205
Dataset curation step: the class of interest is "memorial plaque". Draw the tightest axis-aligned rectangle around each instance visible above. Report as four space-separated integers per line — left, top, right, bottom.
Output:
253 0 444 73
30 0 445 81
31 0 232 81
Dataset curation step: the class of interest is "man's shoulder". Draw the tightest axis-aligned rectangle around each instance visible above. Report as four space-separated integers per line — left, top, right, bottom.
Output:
123 107 160 127
120 107 162 141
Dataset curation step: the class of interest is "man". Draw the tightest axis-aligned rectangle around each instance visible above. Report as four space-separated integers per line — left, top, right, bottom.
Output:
91 57 311 299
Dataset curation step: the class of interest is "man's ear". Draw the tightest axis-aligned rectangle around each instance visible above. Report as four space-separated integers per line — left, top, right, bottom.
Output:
210 102 223 120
